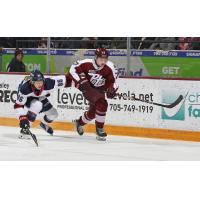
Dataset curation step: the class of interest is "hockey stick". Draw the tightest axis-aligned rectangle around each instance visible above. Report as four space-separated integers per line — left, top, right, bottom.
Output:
134 95 184 108
26 128 39 147
116 93 184 108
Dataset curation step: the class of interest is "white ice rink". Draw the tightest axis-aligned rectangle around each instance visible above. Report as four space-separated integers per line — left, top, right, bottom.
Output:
0 125 200 160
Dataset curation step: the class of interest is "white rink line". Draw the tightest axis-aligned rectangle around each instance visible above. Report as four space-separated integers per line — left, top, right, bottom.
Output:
0 126 200 160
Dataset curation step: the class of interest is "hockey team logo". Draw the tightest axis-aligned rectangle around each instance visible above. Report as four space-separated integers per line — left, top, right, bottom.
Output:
88 73 105 87
161 91 185 121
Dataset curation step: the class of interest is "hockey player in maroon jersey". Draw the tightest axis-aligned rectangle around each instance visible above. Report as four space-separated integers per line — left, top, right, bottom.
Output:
68 48 118 141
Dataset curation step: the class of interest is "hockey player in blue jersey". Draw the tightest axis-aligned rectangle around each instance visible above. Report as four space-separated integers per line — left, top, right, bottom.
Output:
14 70 68 139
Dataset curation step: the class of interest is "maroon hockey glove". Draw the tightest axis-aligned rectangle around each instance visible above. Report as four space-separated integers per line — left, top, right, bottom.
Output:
76 73 90 92
78 80 104 104
77 73 105 103
78 79 91 93
106 87 117 99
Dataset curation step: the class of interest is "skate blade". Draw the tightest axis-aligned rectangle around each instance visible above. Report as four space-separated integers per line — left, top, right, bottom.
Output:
18 134 31 140
96 136 106 141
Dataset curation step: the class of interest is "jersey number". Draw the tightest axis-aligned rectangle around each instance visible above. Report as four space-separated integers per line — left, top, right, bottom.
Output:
18 95 24 102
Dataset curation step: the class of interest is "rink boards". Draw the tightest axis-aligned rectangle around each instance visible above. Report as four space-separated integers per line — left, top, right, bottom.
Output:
1 74 200 141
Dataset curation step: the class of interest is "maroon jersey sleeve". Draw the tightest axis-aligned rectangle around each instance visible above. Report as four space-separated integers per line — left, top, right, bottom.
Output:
69 59 93 84
69 60 88 87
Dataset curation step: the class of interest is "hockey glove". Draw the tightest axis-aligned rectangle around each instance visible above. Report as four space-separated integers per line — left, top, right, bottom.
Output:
19 116 30 129
106 87 117 99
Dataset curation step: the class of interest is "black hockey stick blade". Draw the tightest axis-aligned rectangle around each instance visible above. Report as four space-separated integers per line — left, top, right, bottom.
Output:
152 95 184 108
116 93 184 109
134 95 184 108
27 129 39 147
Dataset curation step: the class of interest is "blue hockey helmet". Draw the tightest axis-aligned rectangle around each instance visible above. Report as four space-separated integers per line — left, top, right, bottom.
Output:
30 69 45 83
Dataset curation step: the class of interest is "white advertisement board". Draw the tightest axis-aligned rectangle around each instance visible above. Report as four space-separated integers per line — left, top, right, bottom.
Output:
0 74 200 132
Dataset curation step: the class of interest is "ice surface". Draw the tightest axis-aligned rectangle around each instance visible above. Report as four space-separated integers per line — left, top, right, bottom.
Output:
0 125 200 160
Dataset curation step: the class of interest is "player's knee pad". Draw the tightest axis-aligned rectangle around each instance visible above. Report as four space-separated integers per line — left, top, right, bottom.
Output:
95 98 108 113
27 111 37 122
44 107 58 123
29 100 43 114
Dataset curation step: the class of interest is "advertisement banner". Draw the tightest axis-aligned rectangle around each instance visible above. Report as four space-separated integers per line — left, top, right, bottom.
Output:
1 74 200 133
2 53 47 73
2 49 200 78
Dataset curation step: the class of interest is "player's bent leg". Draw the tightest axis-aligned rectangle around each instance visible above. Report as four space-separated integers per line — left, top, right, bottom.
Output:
74 104 96 136
40 107 58 135
95 99 108 141
25 99 43 125
19 100 42 139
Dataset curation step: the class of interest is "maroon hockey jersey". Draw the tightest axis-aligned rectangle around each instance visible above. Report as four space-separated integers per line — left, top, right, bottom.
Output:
69 59 118 92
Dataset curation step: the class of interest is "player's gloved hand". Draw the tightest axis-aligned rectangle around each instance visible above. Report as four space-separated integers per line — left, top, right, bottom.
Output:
78 79 104 104
106 87 117 99
76 73 105 103
19 116 30 129
78 73 90 93
78 79 90 93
